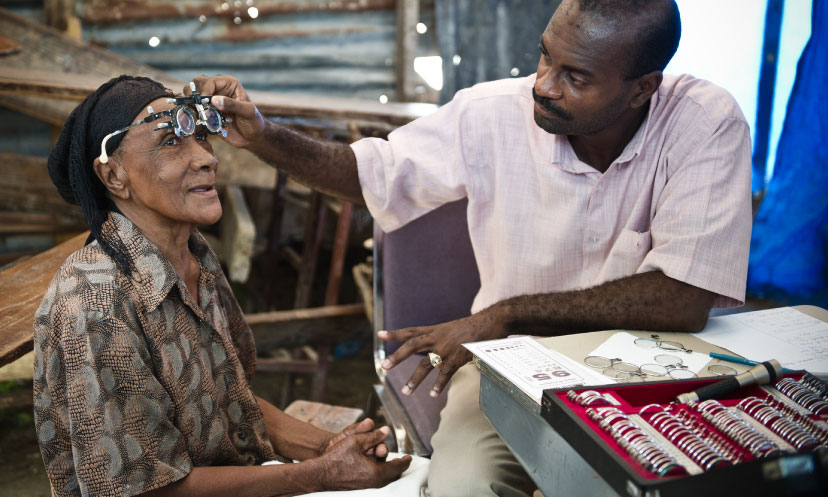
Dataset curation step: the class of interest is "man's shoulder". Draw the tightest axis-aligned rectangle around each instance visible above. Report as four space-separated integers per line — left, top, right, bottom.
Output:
656 74 748 127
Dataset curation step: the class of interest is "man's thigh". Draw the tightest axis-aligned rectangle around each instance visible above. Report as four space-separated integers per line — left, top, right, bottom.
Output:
427 364 534 497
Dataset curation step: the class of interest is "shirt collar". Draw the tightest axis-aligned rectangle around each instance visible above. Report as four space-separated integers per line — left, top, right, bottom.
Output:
549 91 657 174
102 212 223 313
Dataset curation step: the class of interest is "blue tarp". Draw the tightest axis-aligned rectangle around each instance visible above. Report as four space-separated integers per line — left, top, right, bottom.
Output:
747 0 828 305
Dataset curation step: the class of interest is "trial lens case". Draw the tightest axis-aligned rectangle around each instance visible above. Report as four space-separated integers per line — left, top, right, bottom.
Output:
541 374 828 497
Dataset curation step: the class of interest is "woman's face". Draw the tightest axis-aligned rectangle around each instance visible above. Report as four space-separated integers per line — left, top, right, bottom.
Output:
112 97 222 229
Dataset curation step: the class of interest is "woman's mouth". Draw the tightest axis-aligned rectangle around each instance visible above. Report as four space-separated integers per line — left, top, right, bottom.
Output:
189 185 217 195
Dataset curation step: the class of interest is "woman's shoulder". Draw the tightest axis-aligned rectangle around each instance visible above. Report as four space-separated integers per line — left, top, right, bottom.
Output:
36 240 127 325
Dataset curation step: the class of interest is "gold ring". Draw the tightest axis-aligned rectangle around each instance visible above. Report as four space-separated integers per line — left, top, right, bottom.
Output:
428 352 442 368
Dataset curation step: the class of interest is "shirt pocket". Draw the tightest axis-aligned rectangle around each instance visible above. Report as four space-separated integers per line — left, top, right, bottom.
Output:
603 229 652 281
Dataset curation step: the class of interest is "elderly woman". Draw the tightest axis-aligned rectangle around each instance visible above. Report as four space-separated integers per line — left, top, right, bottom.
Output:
33 76 418 497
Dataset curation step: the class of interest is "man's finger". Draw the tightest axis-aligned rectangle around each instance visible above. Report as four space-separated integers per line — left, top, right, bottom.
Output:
378 328 431 370
400 356 437 395
429 364 455 398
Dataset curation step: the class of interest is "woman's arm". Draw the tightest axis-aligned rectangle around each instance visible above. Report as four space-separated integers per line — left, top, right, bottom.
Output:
255 396 390 460
139 429 410 497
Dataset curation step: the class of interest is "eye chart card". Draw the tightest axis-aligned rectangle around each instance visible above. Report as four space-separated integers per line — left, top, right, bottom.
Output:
464 336 607 403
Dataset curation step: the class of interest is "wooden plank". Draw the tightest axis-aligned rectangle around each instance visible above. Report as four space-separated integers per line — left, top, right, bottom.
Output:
0 33 21 55
0 231 87 368
0 153 85 227
219 185 256 283
324 201 354 306
244 303 365 326
294 192 327 308
0 67 436 126
284 400 364 434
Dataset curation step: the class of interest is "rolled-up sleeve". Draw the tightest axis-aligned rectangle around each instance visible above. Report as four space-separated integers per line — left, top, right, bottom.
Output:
352 92 473 233
638 117 752 307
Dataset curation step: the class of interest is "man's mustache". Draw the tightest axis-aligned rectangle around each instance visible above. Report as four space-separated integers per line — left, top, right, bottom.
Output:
532 88 573 121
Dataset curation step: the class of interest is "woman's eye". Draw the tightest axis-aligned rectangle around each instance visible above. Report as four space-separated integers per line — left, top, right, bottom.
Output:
163 136 179 146
195 133 208 142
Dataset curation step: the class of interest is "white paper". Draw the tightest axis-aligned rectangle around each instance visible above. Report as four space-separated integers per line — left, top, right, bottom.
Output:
587 332 711 379
696 307 828 373
464 336 608 403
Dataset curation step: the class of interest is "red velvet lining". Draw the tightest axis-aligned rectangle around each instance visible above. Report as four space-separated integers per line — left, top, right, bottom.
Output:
554 373 809 481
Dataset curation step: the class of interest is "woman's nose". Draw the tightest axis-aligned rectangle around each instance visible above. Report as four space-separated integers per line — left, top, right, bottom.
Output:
189 139 218 171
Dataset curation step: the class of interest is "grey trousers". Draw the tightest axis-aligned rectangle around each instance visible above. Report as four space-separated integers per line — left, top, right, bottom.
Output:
427 363 536 497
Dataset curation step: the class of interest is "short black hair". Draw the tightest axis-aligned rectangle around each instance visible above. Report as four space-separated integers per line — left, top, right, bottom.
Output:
577 0 681 79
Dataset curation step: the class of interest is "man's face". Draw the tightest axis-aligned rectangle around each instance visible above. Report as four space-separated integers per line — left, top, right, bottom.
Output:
533 3 637 136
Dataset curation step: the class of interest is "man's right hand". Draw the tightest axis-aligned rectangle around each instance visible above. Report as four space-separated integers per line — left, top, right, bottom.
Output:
315 427 411 491
189 76 265 148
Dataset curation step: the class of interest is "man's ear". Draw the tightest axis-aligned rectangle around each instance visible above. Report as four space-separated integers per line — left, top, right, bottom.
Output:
629 71 663 109
93 157 130 200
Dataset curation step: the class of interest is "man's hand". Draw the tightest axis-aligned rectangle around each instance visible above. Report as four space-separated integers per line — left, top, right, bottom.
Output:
187 76 265 148
377 311 506 398
316 427 411 491
321 418 389 459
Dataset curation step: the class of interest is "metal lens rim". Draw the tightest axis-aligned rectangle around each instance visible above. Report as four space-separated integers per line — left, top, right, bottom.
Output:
203 105 223 133
175 106 196 136
640 363 668 377
655 354 682 367
634 338 660 349
708 364 738 376
585 355 613 369
658 340 686 352
668 369 698 380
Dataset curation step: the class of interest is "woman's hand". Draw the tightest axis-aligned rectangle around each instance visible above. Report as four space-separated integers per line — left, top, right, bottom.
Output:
315 427 411 491
321 418 389 459
188 76 265 148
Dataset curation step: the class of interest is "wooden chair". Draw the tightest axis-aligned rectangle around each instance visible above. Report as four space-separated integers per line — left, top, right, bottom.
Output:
371 199 480 455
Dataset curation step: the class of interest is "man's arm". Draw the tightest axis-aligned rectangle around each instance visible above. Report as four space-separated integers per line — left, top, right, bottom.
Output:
379 271 715 397
191 76 364 204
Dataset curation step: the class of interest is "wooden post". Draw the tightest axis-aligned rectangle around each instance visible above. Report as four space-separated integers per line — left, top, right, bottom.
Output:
395 0 420 102
44 0 82 40
324 201 355 306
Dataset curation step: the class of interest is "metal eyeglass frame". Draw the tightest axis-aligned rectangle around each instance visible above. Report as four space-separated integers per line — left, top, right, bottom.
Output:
98 82 230 164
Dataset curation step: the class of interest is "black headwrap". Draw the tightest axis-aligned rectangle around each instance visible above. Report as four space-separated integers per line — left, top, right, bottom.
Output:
47 75 172 273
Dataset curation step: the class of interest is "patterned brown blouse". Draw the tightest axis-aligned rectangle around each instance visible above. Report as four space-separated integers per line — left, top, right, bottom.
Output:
33 213 278 497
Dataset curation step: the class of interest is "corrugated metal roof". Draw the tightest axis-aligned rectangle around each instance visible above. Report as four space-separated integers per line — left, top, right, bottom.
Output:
78 0 437 100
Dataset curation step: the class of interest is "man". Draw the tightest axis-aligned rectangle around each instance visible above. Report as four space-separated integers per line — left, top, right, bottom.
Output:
194 0 751 495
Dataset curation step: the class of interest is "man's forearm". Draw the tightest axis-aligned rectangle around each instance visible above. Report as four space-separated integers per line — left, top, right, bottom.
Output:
488 271 716 336
247 121 364 204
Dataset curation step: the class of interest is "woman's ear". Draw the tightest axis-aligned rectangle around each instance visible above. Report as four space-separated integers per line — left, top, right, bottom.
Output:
93 157 130 200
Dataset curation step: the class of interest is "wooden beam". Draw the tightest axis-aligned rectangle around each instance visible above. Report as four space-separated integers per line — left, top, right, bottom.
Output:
220 185 256 283
244 303 365 326
78 0 395 25
395 0 420 102
0 232 87 368
44 0 82 40
0 153 85 227
0 67 436 127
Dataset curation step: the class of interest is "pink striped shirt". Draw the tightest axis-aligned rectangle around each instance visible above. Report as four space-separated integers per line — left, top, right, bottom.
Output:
353 74 752 313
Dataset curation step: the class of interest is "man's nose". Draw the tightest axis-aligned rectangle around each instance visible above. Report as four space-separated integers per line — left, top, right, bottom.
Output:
535 71 563 100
